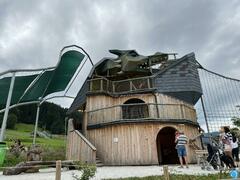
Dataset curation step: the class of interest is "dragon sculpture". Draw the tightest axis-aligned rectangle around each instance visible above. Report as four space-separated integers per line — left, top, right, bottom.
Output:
94 49 174 77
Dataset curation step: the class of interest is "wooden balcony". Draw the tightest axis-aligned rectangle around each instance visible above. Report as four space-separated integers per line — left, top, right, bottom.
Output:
88 76 155 95
87 103 197 127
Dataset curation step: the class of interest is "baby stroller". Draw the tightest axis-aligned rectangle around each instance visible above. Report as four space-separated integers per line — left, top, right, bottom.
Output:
203 141 236 170
206 143 219 170
199 142 220 170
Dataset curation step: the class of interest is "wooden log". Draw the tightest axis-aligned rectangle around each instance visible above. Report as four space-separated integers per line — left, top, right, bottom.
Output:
163 165 170 180
55 160 61 180
3 160 75 176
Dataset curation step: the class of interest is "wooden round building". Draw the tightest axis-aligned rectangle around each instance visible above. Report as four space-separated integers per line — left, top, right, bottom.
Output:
66 50 203 165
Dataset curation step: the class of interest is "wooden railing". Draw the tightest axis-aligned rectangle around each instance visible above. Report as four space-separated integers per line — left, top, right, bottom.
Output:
87 103 197 126
88 76 155 94
66 119 96 164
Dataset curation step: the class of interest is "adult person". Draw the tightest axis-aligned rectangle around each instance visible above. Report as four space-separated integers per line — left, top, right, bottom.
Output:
219 126 237 168
231 132 239 166
219 126 233 158
175 130 189 168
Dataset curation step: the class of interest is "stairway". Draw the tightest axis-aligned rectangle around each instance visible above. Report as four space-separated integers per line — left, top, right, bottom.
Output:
189 141 201 150
96 157 104 167
189 134 202 150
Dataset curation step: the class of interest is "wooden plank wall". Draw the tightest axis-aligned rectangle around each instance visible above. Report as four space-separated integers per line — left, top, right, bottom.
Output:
86 93 197 125
81 92 200 165
66 120 96 164
86 93 155 111
87 122 201 165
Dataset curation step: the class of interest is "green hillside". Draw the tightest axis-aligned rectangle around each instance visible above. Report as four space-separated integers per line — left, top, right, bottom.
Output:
5 123 65 147
3 123 66 167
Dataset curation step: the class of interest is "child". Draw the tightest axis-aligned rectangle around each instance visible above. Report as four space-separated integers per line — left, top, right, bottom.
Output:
175 131 180 142
175 130 189 168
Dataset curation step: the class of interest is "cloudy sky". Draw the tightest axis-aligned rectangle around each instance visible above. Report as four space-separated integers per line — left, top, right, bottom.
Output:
1 0 240 117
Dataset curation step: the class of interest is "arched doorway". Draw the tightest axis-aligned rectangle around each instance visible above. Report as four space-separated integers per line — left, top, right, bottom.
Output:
122 98 149 119
156 127 178 164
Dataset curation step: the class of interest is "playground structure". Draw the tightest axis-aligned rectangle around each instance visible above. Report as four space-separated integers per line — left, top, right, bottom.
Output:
66 50 203 165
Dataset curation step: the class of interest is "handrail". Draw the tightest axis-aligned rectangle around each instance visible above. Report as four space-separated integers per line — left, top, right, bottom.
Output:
114 75 153 83
0 95 75 113
0 66 55 77
88 75 153 84
74 130 96 151
88 76 154 94
86 103 194 113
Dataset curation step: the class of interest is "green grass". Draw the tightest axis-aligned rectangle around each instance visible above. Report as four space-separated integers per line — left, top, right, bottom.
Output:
2 123 66 167
105 173 230 180
5 123 65 148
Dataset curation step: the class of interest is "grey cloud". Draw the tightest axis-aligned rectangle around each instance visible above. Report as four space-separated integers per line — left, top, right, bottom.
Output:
1 0 240 115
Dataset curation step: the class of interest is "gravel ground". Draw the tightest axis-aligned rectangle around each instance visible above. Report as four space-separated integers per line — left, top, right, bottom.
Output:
0 165 218 180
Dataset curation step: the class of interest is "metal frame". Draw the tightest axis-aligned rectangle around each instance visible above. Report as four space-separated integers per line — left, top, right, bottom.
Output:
59 45 94 66
17 69 54 103
0 72 16 141
32 95 75 145
0 66 55 77
0 101 40 114
0 45 94 143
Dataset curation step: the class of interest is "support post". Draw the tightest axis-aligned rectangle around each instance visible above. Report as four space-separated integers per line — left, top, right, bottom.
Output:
180 104 184 119
200 96 212 145
82 111 87 136
100 79 103 91
55 160 61 180
0 72 16 142
200 96 210 133
153 93 160 118
33 104 40 145
130 81 133 91
163 165 170 180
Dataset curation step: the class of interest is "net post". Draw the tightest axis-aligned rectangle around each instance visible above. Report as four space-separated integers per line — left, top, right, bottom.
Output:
200 95 210 133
